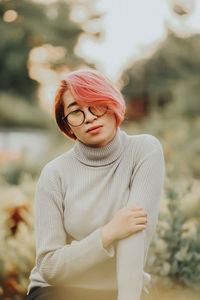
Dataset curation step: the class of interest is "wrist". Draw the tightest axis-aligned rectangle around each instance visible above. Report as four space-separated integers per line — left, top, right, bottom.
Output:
101 223 115 248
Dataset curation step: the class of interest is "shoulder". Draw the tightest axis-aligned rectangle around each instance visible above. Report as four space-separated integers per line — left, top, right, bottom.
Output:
138 133 163 151
37 148 73 185
127 132 163 151
124 131 164 163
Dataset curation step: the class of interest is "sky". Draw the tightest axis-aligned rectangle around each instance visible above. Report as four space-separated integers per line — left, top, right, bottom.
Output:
74 0 200 81
77 0 171 81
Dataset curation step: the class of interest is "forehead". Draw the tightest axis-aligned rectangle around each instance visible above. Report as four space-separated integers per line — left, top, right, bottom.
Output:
63 90 80 113
63 90 75 107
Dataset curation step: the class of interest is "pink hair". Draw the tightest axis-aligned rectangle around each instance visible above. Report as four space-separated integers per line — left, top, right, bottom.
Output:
54 68 126 140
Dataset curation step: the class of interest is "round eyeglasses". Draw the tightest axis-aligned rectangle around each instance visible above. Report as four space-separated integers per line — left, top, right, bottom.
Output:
62 105 108 127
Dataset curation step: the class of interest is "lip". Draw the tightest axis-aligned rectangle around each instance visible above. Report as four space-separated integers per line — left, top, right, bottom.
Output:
87 125 103 133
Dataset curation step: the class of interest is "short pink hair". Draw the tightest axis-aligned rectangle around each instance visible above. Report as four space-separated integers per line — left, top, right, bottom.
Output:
54 68 126 140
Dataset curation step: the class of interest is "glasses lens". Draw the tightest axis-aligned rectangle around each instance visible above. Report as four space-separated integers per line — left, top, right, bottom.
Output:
90 105 107 116
67 110 84 126
65 106 108 127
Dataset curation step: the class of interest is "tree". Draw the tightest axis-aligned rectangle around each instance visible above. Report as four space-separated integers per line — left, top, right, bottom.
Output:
0 0 102 127
120 31 200 119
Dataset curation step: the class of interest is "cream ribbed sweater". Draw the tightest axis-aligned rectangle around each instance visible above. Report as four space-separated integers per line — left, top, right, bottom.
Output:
27 127 165 300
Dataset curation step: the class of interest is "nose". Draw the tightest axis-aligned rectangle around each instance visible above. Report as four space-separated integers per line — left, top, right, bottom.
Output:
84 107 97 123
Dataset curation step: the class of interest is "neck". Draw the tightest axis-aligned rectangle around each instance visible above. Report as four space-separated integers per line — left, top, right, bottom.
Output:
72 127 128 167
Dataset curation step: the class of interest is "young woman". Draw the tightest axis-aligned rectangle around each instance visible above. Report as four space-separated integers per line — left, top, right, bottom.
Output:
27 69 165 300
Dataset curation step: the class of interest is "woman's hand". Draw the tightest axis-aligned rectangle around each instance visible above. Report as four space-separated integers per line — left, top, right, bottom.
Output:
101 203 147 248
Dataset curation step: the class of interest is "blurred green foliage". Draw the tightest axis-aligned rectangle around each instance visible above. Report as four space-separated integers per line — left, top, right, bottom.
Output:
0 174 36 299
0 0 94 99
0 158 39 185
0 92 51 128
121 31 200 119
0 0 102 128
146 177 200 292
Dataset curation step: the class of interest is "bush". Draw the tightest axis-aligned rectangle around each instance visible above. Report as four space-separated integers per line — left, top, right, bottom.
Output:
146 176 200 291
0 92 51 129
0 175 36 299
0 159 40 185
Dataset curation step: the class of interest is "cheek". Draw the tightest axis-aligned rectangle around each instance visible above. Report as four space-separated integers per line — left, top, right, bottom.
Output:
106 113 116 126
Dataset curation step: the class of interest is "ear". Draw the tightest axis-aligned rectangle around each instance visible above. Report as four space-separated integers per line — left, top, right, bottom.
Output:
69 128 74 135
70 130 76 139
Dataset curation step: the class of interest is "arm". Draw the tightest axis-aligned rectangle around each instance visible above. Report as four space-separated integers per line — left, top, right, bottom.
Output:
116 136 165 300
35 163 115 285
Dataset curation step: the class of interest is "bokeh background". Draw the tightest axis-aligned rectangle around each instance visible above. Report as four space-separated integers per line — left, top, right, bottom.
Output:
0 0 200 299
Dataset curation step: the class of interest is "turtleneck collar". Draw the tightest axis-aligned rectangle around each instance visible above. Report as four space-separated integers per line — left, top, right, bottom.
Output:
72 127 128 167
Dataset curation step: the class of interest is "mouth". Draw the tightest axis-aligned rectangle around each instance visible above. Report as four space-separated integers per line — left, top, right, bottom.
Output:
87 125 103 133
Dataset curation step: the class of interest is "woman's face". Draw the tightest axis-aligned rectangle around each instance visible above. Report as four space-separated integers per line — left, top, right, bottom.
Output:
63 90 117 147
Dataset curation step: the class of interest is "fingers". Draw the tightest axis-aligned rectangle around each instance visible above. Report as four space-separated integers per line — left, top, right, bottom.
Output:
127 204 147 215
134 211 147 218
135 217 147 224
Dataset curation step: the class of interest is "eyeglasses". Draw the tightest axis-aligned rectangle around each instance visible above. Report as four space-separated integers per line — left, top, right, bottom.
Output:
62 105 108 127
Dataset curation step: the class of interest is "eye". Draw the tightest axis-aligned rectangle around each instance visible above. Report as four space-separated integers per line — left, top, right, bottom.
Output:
71 109 82 114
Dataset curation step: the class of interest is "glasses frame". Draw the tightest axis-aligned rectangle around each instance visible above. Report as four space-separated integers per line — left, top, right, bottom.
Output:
62 105 108 127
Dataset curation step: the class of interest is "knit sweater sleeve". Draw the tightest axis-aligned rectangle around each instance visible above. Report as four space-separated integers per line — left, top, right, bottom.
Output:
34 163 115 285
116 135 165 300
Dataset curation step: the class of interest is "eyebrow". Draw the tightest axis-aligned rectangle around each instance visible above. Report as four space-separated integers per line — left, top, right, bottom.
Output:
67 101 78 109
